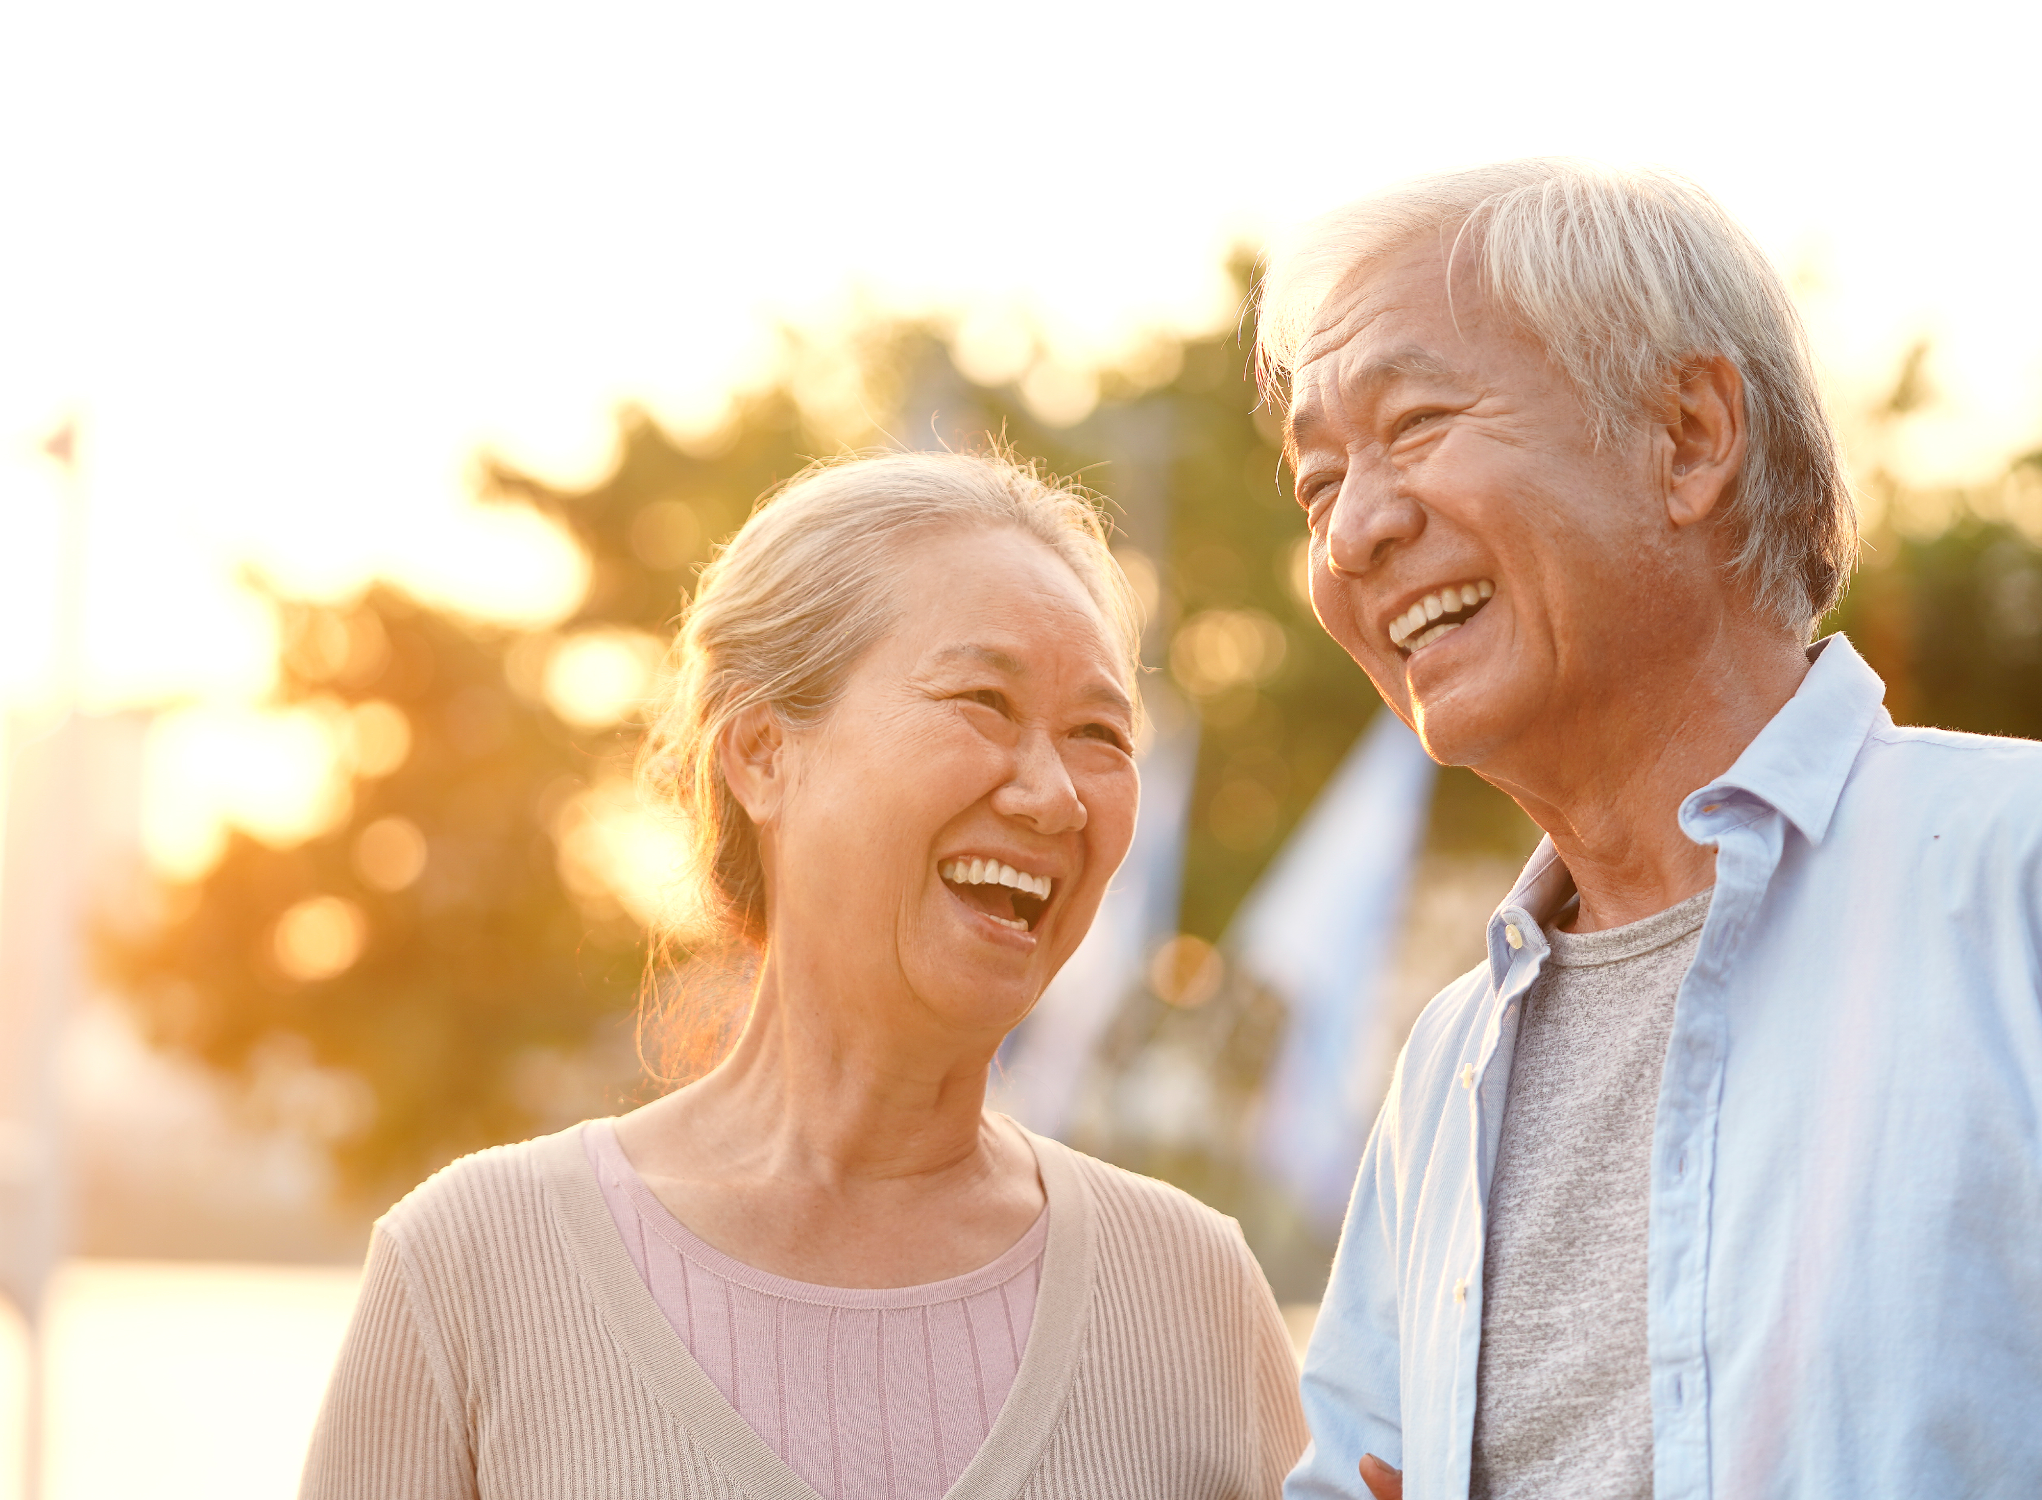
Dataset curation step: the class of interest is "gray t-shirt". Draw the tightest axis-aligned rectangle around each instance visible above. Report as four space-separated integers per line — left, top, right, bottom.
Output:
1468 887 1712 1500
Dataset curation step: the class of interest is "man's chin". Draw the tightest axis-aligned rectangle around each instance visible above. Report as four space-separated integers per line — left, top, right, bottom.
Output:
1407 682 1517 770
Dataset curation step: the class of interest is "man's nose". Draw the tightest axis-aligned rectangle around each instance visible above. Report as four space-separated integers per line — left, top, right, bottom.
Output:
1325 463 1426 576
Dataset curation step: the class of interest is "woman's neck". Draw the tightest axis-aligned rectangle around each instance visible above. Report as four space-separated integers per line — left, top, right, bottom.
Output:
693 959 1006 1187
613 942 1046 1286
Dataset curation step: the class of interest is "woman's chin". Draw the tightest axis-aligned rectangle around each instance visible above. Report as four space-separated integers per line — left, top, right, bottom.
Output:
904 950 1045 1039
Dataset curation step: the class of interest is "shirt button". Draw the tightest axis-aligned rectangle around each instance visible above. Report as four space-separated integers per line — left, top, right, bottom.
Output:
1454 1278 1468 1304
1460 1064 1476 1089
1504 923 1524 950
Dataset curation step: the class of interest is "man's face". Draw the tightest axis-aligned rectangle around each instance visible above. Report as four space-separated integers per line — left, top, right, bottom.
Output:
1289 239 1692 773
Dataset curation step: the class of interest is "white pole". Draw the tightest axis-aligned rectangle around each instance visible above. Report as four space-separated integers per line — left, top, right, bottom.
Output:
2 420 87 1500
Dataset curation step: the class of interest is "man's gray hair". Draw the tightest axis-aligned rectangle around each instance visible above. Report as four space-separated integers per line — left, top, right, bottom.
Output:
1256 159 1857 632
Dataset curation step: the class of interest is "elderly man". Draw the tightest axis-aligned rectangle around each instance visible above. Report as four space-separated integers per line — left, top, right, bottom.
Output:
1262 160 2042 1500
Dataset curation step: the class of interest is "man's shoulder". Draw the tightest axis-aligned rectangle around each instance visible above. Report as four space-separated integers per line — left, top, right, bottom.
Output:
1849 721 2042 842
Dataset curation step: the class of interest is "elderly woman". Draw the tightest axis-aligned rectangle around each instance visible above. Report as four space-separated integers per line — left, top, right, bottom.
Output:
302 450 1307 1500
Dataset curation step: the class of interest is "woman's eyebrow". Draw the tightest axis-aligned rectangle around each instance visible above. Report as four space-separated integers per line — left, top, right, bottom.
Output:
933 643 1027 674
933 643 1132 717
1080 682 1136 718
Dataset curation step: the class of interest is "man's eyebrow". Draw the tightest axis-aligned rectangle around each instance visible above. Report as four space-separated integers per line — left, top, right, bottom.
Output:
1288 345 1462 459
1355 345 1459 387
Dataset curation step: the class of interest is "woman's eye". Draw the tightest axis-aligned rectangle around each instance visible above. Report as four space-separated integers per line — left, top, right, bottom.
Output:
1076 722 1131 752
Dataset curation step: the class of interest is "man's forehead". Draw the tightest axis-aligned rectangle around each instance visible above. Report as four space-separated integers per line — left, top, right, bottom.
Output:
1285 242 1481 441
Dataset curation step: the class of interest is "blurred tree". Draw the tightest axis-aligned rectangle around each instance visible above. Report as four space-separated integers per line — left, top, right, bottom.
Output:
101 389 829 1202
1823 352 2042 736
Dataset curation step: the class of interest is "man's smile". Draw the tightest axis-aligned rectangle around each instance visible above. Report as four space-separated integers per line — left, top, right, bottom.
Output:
1386 578 1495 655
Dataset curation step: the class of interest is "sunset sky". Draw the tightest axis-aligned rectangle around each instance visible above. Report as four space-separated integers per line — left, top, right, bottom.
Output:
3 0 2038 867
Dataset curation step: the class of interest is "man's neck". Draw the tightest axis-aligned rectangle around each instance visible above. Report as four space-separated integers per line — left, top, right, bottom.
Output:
1485 634 1810 934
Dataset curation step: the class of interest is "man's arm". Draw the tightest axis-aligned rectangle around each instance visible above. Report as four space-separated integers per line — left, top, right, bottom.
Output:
1284 1077 1408 1499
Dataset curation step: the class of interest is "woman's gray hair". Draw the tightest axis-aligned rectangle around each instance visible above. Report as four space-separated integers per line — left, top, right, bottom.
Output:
638 448 1141 949
1256 158 1857 633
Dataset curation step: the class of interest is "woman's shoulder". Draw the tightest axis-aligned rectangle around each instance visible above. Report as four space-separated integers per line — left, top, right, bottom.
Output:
1035 1134 1256 1269
378 1122 590 1260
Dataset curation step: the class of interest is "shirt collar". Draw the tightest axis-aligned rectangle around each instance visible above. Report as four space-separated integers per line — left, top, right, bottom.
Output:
1483 632 1890 985
1486 838 1572 987
1678 632 1890 847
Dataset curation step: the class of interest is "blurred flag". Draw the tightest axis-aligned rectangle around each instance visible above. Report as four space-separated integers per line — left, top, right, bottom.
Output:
1237 709 1437 1235
995 695 1198 1139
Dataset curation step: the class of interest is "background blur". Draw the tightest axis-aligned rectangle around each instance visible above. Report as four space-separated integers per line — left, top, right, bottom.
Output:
5 0 2042 1494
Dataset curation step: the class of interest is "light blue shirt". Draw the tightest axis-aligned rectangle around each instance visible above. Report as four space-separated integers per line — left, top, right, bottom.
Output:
1289 635 2042 1499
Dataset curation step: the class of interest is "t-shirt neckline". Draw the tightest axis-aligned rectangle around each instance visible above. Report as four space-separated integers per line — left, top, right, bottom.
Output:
585 1116 1050 1309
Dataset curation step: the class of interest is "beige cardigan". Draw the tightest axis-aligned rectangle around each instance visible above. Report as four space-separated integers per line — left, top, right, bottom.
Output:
301 1122 1308 1499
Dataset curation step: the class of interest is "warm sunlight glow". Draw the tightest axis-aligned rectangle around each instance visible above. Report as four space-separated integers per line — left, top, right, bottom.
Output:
141 705 353 880
552 775 696 934
543 629 666 732
0 1262 361 1500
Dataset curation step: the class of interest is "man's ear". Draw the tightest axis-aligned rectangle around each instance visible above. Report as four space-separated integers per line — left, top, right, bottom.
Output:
1661 354 1747 530
718 702 788 827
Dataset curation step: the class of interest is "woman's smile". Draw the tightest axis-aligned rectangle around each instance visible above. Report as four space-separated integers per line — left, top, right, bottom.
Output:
937 855 1056 934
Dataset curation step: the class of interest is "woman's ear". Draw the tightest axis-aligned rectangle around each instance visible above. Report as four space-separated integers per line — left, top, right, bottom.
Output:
718 703 788 826
1662 354 1748 530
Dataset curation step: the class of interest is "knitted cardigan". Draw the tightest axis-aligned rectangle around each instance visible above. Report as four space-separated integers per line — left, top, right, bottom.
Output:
301 1121 1308 1500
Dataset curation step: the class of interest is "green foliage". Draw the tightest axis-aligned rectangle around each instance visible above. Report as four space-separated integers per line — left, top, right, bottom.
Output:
103 591 635 1199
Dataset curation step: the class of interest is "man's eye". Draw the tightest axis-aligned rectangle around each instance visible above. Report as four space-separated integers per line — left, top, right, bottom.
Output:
961 689 1004 711
1394 409 1443 436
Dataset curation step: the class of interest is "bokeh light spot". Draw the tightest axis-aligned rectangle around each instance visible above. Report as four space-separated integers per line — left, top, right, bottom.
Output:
272 896 367 983
353 816 428 893
343 700 411 778
543 628 665 730
1170 608 1288 696
1148 933 1225 1008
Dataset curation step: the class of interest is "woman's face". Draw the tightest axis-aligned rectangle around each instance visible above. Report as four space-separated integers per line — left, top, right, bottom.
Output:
750 526 1139 1041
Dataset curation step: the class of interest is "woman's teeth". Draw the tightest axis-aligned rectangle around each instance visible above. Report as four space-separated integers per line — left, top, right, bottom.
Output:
1388 579 1494 653
938 859 1051 899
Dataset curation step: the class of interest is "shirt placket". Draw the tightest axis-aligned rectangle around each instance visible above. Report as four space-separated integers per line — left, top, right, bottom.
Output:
1651 797 1785 1500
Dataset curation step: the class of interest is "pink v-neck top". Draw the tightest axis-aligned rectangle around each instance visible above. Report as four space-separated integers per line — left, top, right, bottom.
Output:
583 1119 1047 1500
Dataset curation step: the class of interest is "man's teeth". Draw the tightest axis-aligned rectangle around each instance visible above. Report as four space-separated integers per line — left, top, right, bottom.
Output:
1387 579 1495 650
939 859 1052 899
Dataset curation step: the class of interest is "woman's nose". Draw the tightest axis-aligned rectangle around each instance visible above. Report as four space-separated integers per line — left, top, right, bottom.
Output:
992 732 1087 835
1325 464 1426 576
